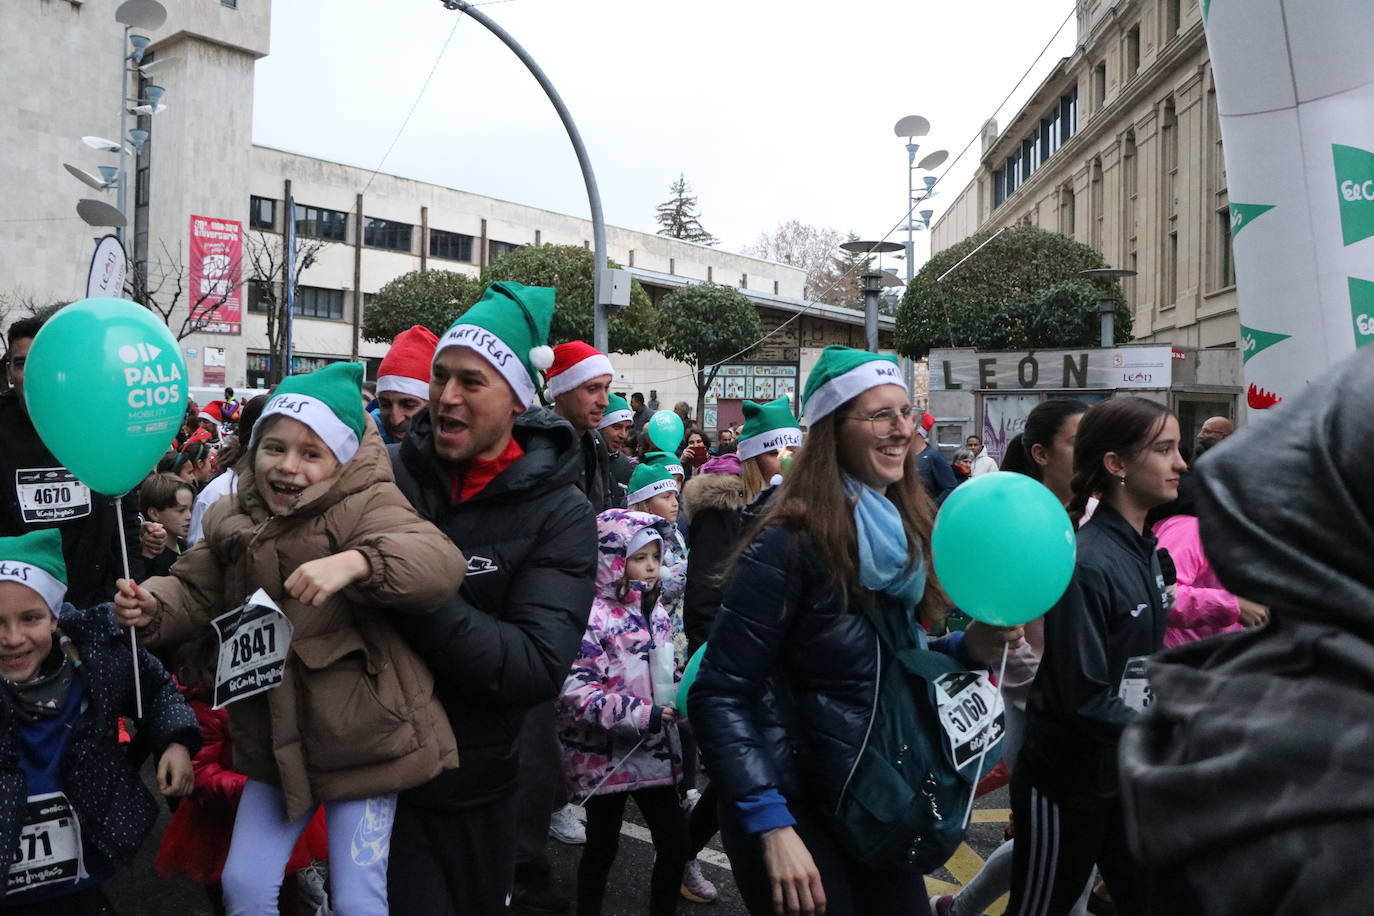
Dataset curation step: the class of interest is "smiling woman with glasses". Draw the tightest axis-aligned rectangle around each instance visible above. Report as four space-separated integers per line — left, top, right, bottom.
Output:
689 345 1023 916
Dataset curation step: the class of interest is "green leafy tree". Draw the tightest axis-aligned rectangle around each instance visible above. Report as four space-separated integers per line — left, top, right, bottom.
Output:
655 283 761 421
655 174 718 246
480 244 659 354
361 269 484 343
896 226 1130 358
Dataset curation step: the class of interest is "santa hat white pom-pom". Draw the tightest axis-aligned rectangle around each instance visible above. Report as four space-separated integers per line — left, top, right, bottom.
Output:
530 345 555 371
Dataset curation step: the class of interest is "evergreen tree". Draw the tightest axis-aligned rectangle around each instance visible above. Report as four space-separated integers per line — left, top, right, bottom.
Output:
655 174 718 246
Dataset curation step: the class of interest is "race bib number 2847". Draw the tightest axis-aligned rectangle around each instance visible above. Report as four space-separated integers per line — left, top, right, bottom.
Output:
212 589 293 709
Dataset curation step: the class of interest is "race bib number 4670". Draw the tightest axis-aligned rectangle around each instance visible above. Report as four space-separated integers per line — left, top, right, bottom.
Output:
15 468 91 524
212 589 293 709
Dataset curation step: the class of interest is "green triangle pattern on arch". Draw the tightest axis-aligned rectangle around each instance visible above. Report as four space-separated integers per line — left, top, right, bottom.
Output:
1239 324 1290 363
1202 0 1211 24
1230 203 1274 238
1351 278 1374 349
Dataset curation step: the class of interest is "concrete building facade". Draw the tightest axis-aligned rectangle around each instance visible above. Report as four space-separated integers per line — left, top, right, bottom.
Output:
933 0 1240 350
4 0 892 429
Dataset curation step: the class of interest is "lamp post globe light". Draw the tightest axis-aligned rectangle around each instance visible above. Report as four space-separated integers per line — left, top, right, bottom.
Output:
1080 267 1138 348
841 240 903 353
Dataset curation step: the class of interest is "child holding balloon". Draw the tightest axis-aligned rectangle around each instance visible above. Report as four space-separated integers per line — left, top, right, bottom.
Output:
114 362 463 916
557 509 689 916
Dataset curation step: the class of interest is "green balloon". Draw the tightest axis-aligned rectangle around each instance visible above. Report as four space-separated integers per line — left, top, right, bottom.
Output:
676 642 708 714
647 410 685 453
931 472 1076 627
24 298 187 496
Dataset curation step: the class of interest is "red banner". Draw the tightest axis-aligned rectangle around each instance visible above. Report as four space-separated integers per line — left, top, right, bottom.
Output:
189 214 243 335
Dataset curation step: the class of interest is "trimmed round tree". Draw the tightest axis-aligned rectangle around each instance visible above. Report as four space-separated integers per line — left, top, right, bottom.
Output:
480 244 659 354
656 283 761 423
896 226 1131 359
360 269 484 343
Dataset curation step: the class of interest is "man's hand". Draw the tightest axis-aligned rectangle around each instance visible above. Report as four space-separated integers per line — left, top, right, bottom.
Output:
285 550 371 607
139 521 167 559
114 579 157 628
963 621 1027 666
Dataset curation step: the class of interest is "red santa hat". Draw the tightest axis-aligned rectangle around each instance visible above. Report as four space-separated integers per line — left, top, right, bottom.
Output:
198 400 228 426
377 325 439 400
543 340 614 399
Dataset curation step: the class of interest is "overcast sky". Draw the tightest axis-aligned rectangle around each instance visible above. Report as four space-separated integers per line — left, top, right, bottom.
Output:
252 0 1078 271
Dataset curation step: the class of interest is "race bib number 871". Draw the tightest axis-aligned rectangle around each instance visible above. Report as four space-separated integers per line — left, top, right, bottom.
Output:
7 792 84 893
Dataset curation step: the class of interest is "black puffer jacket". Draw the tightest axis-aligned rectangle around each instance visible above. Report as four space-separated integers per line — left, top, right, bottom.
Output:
0 394 139 608
680 472 749 654
390 406 596 810
690 523 963 817
1119 348 1374 915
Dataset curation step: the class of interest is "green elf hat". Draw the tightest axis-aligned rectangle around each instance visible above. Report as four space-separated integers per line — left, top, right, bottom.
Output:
598 393 633 430
434 281 556 407
642 450 684 479
0 529 68 615
737 396 803 461
801 345 905 425
626 462 678 506
252 362 368 464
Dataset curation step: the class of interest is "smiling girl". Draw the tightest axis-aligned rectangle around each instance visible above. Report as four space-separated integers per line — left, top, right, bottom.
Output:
115 362 463 916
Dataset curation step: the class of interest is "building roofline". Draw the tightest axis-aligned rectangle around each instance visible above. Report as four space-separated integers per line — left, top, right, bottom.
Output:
626 267 896 331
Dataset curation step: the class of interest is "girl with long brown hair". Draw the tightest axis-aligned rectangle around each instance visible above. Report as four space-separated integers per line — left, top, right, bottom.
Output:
690 347 1019 916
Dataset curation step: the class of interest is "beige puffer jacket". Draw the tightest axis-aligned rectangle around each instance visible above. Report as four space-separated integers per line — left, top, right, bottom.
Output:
143 428 462 819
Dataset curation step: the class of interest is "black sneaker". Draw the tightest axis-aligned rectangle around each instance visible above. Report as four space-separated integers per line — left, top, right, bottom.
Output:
510 883 570 914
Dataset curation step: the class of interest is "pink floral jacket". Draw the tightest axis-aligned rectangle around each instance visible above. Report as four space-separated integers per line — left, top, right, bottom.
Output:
557 509 682 799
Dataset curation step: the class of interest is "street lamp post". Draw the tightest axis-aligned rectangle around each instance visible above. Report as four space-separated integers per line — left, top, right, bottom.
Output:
841 240 903 352
438 0 630 353
1080 267 1138 347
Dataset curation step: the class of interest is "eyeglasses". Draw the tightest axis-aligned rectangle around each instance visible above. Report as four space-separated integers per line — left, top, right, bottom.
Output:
841 404 917 439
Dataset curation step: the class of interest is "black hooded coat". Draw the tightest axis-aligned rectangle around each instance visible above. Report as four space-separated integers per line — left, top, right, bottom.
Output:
1118 348 1374 915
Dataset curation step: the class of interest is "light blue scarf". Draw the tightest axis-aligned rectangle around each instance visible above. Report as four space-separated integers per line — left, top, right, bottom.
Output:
843 474 927 610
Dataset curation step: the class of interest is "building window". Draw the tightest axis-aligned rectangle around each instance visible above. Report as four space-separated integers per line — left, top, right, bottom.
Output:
992 169 1006 208
1061 185 1076 237
1123 131 1138 237
296 204 347 242
1216 207 1235 288
1090 158 1104 251
135 166 150 207
669 258 675 275
773 280 780 295
1126 250 1138 308
1093 61 1107 111
1125 25 1141 79
741 273 748 289
488 240 521 260
363 217 412 252
247 279 271 313
429 228 473 262
222 0 237 7
1165 230 1179 305
249 196 276 231
1164 0 1181 40
295 285 345 320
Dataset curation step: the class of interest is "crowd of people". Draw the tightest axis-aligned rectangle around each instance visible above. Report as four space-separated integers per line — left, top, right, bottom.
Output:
0 285 1367 916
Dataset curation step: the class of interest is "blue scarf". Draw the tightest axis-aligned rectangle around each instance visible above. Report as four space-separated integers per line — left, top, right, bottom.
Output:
843 474 926 611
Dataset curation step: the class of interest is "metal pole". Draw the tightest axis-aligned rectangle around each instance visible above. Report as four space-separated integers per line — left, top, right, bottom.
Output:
862 273 881 352
442 1 609 352
115 26 130 245
1099 300 1115 348
905 141 915 285
285 197 297 378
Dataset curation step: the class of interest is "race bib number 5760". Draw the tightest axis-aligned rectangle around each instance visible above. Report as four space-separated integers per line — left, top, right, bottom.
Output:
934 671 1006 767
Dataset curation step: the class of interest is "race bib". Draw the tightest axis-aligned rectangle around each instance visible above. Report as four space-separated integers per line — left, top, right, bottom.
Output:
212 589 293 709
7 792 84 893
934 671 1005 767
1118 656 1154 713
15 469 91 524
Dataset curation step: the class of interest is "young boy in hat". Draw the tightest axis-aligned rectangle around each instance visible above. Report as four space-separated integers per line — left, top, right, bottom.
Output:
0 529 198 914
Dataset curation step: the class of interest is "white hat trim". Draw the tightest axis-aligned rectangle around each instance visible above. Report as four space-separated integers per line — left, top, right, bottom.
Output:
435 323 537 407
664 463 684 478
0 563 65 615
626 477 678 506
737 427 803 462
254 393 360 464
197 411 221 426
597 407 634 430
803 360 906 425
545 353 614 399
375 374 430 400
626 526 663 557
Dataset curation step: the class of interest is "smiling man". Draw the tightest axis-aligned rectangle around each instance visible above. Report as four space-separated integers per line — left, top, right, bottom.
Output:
544 340 618 513
384 282 596 916
373 324 438 444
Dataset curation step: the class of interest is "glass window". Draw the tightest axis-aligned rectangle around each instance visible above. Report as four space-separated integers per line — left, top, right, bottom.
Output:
429 228 474 262
296 204 347 242
249 196 276 231
247 280 271 313
1126 25 1141 78
1092 62 1107 110
363 217 413 252
294 286 344 320
1217 208 1234 288
993 170 1006 208
489 240 521 260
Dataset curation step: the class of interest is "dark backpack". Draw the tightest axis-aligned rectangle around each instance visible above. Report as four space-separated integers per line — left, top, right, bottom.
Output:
823 599 1004 873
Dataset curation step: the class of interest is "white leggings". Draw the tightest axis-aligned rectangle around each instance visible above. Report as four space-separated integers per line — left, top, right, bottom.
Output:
222 779 396 916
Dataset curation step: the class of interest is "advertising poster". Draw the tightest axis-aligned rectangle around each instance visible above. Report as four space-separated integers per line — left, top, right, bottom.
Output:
189 215 244 335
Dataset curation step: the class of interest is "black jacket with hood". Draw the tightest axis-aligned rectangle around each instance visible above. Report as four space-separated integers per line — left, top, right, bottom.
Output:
1022 501 1167 802
389 406 597 809
1119 348 1374 915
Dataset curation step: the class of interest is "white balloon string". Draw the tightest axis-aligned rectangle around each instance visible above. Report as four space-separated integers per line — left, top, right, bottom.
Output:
962 641 1010 830
114 495 144 719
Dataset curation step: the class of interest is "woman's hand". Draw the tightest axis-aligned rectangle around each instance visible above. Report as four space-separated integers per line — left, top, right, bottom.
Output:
963 621 1026 666
157 743 194 796
1237 597 1270 627
761 826 826 916
113 579 157 628
285 550 371 607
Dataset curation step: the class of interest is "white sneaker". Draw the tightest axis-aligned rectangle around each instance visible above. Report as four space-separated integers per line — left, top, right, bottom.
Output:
549 804 586 845
682 788 703 812
680 858 718 904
